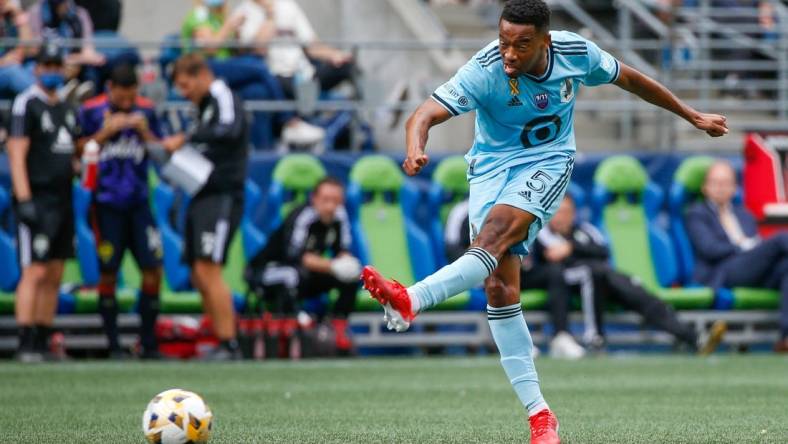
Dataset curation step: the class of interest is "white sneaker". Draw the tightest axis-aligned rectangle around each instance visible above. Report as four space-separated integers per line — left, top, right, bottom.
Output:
281 120 326 146
549 331 586 360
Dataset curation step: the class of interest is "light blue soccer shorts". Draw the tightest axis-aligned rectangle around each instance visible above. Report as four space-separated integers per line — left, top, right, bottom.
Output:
468 154 575 256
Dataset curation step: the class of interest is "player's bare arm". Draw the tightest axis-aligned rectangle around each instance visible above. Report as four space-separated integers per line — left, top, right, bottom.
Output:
614 63 728 137
403 99 452 176
7 136 32 201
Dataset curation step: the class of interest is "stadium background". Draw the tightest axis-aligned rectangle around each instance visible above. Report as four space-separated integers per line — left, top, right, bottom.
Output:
0 1 787 442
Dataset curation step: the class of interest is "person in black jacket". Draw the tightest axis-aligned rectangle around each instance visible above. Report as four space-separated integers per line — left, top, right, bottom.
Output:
521 195 726 357
246 177 360 354
685 160 788 352
161 53 249 360
7 44 79 362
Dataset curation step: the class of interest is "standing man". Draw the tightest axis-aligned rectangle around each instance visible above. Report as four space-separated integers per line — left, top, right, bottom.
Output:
161 54 249 360
7 43 79 362
361 1 728 442
78 63 163 359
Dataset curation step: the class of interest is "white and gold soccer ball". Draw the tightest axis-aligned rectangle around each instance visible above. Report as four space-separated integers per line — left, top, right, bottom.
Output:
142 389 213 444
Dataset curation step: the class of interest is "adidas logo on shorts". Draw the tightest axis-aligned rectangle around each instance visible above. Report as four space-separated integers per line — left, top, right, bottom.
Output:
518 190 532 201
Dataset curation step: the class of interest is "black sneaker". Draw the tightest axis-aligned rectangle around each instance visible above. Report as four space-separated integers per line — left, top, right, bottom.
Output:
200 346 241 362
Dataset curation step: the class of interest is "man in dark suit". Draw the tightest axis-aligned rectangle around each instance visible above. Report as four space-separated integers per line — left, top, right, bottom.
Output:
685 160 788 352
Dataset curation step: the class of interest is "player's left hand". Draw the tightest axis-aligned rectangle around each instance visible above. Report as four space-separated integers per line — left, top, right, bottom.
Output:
694 113 728 137
402 151 429 176
128 113 149 134
161 134 186 153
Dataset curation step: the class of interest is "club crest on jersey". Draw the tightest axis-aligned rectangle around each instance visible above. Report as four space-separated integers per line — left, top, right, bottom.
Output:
508 78 520 96
560 78 575 103
534 92 549 110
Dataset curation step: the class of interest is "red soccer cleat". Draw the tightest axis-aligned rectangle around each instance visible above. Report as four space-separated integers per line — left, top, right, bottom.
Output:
360 266 416 332
529 409 560 444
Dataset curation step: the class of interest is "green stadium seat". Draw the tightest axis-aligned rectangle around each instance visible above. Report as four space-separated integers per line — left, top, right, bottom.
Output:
265 154 327 233
348 155 467 311
592 155 714 309
668 156 779 309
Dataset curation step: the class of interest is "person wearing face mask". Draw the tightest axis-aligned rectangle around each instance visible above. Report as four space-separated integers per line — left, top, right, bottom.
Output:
0 0 36 99
245 177 360 356
77 63 164 359
7 42 80 363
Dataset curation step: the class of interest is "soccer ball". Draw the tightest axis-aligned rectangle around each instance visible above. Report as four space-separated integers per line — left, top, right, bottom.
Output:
142 389 213 444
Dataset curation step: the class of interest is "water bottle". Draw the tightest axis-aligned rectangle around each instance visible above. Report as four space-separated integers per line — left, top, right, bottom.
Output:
82 139 100 190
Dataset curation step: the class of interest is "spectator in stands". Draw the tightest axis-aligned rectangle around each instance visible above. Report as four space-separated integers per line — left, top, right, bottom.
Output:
7 43 79 362
0 0 35 99
232 0 357 100
77 63 163 359
245 177 360 355
181 0 325 149
27 0 106 98
74 0 120 33
160 54 248 361
686 160 788 352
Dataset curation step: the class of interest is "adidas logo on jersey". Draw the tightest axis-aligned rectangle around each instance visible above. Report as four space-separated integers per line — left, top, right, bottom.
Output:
507 96 523 107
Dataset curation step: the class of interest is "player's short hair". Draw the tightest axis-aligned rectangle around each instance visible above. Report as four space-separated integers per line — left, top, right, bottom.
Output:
172 53 210 79
501 0 551 32
109 63 138 87
314 177 344 194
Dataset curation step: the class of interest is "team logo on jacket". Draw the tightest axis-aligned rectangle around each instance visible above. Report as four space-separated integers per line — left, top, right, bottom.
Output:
534 92 549 110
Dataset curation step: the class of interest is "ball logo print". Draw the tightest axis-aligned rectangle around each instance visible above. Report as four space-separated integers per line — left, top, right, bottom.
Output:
142 389 213 444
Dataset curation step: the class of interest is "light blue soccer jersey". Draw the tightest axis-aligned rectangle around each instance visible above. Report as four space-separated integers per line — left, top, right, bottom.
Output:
432 31 620 182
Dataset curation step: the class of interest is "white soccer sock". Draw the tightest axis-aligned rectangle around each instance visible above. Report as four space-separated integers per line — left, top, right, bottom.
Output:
407 247 497 312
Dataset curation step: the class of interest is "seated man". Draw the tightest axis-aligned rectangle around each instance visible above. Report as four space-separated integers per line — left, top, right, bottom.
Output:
0 0 35 99
523 195 726 357
686 159 788 352
246 177 360 354
181 0 325 149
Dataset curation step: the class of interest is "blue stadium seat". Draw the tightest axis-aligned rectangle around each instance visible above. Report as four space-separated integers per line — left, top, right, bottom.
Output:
591 155 713 309
668 156 778 310
242 180 266 260
0 186 19 292
153 182 192 291
73 183 100 286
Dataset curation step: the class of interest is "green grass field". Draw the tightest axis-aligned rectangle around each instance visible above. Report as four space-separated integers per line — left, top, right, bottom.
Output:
1 355 786 443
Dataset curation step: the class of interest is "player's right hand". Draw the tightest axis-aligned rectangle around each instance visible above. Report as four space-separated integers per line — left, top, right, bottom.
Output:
694 113 728 137
402 152 429 176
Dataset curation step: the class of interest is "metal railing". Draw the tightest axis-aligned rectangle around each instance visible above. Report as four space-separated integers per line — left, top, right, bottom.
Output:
0 0 785 151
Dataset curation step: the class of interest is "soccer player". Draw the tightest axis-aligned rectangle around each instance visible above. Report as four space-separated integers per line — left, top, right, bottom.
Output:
360 1 728 442
161 54 249 361
78 63 163 359
8 43 79 362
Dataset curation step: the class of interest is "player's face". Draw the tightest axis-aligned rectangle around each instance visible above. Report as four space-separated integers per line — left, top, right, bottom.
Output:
108 84 138 112
702 163 737 206
174 71 210 104
549 197 575 235
312 183 345 223
498 19 550 78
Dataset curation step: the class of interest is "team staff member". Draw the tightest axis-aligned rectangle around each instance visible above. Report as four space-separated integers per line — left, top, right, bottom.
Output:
161 54 249 360
246 177 360 354
78 63 163 359
523 195 727 357
7 43 80 362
